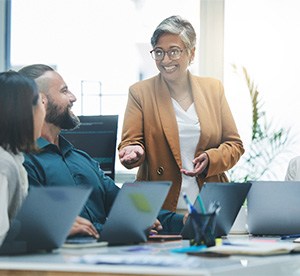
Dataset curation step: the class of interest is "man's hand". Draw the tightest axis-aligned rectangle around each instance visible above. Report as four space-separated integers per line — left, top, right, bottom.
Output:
149 219 163 235
183 212 189 225
68 216 99 239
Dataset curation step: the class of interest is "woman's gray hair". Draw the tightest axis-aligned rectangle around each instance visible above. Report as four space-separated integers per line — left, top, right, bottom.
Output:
150 15 196 54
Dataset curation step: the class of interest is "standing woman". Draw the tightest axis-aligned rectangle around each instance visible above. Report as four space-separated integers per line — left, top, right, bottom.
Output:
0 71 45 245
118 15 244 215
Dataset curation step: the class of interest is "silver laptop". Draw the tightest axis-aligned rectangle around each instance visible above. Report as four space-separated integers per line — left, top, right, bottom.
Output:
181 182 251 238
0 185 92 255
247 181 300 235
99 181 172 245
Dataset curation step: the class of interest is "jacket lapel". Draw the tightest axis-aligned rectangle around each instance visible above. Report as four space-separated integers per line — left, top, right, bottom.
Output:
155 75 182 168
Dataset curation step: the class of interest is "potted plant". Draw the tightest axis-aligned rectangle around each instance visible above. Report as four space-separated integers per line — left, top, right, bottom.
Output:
229 65 293 183
228 66 293 234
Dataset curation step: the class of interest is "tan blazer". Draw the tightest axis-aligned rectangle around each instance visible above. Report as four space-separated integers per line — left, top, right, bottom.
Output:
119 71 244 211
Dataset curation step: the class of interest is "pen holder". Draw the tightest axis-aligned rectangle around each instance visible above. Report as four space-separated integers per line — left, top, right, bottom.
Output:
189 211 217 247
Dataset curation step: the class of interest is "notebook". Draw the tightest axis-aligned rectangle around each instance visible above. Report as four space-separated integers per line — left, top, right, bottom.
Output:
247 181 300 235
181 182 251 238
0 185 92 255
99 181 172 245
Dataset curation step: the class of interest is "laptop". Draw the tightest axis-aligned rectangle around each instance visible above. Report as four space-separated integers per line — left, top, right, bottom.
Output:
247 181 300 235
0 185 92 255
181 182 251 238
99 181 172 245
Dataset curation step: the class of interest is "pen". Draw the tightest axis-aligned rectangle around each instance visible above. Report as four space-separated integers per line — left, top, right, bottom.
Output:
281 234 300 240
196 194 206 214
183 193 198 215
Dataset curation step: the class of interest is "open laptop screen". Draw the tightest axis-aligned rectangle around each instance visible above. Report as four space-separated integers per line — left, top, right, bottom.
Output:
100 181 172 245
181 182 251 238
248 181 300 235
0 186 92 255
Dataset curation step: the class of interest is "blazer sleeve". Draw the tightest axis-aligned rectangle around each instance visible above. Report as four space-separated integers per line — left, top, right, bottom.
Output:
203 81 244 177
118 86 145 150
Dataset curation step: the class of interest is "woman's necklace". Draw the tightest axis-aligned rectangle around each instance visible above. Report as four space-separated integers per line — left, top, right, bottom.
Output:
170 88 193 111
175 93 190 102
171 90 191 103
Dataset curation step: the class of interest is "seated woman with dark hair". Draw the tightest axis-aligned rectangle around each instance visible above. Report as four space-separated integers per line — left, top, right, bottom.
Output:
0 71 45 245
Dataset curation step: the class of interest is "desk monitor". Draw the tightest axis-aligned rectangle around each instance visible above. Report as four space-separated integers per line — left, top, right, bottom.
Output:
61 115 118 180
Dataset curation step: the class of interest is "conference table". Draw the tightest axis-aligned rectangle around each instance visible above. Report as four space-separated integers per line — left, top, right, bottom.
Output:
1 237 300 276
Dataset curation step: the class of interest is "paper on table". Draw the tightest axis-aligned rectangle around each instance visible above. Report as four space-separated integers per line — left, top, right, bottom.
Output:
69 254 200 267
293 237 300 243
206 241 300 256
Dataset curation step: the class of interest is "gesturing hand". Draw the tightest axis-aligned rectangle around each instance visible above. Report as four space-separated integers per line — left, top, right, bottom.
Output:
119 145 145 169
180 152 209 178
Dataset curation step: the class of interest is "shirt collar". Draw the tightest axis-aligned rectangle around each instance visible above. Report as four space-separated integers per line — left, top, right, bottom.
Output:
37 135 74 154
37 137 51 149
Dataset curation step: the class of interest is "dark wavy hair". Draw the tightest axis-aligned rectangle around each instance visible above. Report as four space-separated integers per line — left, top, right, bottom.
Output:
0 71 39 154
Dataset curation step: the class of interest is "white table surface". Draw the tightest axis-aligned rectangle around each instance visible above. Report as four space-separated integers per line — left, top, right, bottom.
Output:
1 238 300 276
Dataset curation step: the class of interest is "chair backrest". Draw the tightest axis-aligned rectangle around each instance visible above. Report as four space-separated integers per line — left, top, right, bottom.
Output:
61 115 118 180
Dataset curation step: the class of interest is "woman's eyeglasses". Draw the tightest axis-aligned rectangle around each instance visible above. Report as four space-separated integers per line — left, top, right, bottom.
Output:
150 47 185 61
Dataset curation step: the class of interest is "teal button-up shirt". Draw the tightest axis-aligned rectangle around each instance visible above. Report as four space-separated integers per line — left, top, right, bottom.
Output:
24 136 120 233
24 136 184 235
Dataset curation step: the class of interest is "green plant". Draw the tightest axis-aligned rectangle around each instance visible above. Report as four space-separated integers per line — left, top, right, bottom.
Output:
228 65 293 182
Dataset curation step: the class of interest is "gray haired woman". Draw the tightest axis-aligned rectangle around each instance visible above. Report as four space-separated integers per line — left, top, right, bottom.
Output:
118 15 244 233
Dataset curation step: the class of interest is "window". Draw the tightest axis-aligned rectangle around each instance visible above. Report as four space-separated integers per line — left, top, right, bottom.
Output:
10 0 200 175
224 0 300 180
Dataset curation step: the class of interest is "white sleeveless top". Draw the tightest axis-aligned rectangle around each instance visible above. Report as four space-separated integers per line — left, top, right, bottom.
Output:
171 100 201 212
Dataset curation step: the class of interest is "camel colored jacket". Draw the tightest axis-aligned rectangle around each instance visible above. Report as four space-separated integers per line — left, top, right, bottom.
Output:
118 72 244 211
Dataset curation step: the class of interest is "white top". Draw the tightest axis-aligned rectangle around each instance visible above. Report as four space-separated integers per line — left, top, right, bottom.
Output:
172 100 200 211
0 147 28 245
285 156 300 181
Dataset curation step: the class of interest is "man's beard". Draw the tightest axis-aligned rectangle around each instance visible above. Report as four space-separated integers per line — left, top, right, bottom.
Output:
45 99 80 130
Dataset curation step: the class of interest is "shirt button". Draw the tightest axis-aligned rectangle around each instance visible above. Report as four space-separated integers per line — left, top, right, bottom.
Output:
156 166 164 175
